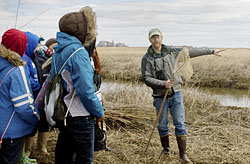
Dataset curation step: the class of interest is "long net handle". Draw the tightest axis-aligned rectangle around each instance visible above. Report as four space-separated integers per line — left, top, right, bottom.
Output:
145 88 169 152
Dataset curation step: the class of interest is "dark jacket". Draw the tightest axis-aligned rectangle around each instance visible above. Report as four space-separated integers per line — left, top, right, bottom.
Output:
32 46 51 85
141 44 214 97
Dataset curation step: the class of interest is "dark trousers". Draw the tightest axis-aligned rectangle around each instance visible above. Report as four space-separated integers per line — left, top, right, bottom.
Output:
55 116 95 164
0 137 24 164
37 108 49 132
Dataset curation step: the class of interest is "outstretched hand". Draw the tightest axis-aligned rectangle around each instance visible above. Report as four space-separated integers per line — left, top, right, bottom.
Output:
213 49 226 57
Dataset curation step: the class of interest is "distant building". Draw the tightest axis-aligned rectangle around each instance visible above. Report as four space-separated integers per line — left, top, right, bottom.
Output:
97 41 128 47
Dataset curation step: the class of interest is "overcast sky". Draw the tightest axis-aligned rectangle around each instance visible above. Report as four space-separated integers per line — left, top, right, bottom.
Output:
0 0 249 48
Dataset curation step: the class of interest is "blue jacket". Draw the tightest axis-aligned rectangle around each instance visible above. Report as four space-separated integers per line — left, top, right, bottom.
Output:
50 32 104 118
0 45 40 139
22 32 41 92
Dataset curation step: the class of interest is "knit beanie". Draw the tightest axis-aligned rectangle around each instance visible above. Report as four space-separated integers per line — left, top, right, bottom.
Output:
2 28 27 56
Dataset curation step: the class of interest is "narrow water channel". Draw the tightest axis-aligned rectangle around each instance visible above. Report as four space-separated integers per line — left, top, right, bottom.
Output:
101 82 250 108
198 87 250 108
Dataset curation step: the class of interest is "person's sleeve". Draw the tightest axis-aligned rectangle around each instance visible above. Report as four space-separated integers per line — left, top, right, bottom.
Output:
9 66 40 125
22 55 41 92
141 55 165 88
32 50 48 84
71 50 104 118
189 47 214 58
30 61 41 92
49 56 56 80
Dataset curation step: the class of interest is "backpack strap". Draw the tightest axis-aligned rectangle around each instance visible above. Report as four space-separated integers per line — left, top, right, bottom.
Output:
0 67 16 146
54 47 84 74
53 47 84 126
0 67 15 86
64 89 76 126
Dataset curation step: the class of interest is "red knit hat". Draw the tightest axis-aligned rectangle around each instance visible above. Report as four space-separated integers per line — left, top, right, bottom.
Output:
1 28 27 56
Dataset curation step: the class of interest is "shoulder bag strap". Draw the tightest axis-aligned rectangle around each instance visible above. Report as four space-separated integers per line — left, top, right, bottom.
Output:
64 89 76 126
0 67 16 146
58 47 84 74
59 47 84 126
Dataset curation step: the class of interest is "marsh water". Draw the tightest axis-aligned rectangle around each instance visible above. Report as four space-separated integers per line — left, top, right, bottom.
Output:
198 87 250 108
101 82 250 108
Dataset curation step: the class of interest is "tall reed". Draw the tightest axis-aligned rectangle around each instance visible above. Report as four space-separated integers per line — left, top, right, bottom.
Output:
97 47 250 89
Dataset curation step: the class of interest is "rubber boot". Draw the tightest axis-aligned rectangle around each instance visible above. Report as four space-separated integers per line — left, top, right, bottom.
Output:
37 132 49 153
160 134 170 155
176 135 193 164
25 136 35 157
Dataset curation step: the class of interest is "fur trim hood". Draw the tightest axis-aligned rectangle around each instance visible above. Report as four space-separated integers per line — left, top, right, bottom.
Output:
0 44 26 67
59 6 96 47
79 6 97 47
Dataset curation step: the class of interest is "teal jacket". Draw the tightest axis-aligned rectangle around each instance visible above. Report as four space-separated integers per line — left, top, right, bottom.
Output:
50 32 104 118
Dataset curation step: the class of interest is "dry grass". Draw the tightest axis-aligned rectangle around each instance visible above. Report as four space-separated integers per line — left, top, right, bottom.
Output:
93 83 250 164
97 47 145 82
32 83 250 164
190 48 250 89
97 47 250 89
31 47 250 163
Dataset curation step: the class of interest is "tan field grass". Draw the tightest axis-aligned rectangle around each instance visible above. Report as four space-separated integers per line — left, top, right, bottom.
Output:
97 47 145 82
190 48 250 89
97 47 250 89
32 83 250 164
94 84 250 164
31 47 250 164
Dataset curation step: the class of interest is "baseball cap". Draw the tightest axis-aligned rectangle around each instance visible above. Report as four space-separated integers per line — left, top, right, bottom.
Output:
148 28 162 40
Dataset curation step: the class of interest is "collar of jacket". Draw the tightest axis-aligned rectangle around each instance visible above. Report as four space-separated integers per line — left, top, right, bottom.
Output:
0 44 26 67
147 44 171 58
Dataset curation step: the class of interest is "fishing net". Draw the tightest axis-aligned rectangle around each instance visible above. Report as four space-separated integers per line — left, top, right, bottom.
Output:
173 47 193 80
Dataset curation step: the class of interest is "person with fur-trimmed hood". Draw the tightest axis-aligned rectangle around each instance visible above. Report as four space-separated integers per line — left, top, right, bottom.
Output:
50 6 104 164
0 29 40 163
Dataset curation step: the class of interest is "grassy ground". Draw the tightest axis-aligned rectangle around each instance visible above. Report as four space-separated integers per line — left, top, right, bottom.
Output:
30 47 250 163
32 83 250 164
97 47 250 89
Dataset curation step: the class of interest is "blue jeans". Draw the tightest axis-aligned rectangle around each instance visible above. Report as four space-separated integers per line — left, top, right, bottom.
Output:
55 116 95 164
0 137 24 164
153 91 187 136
